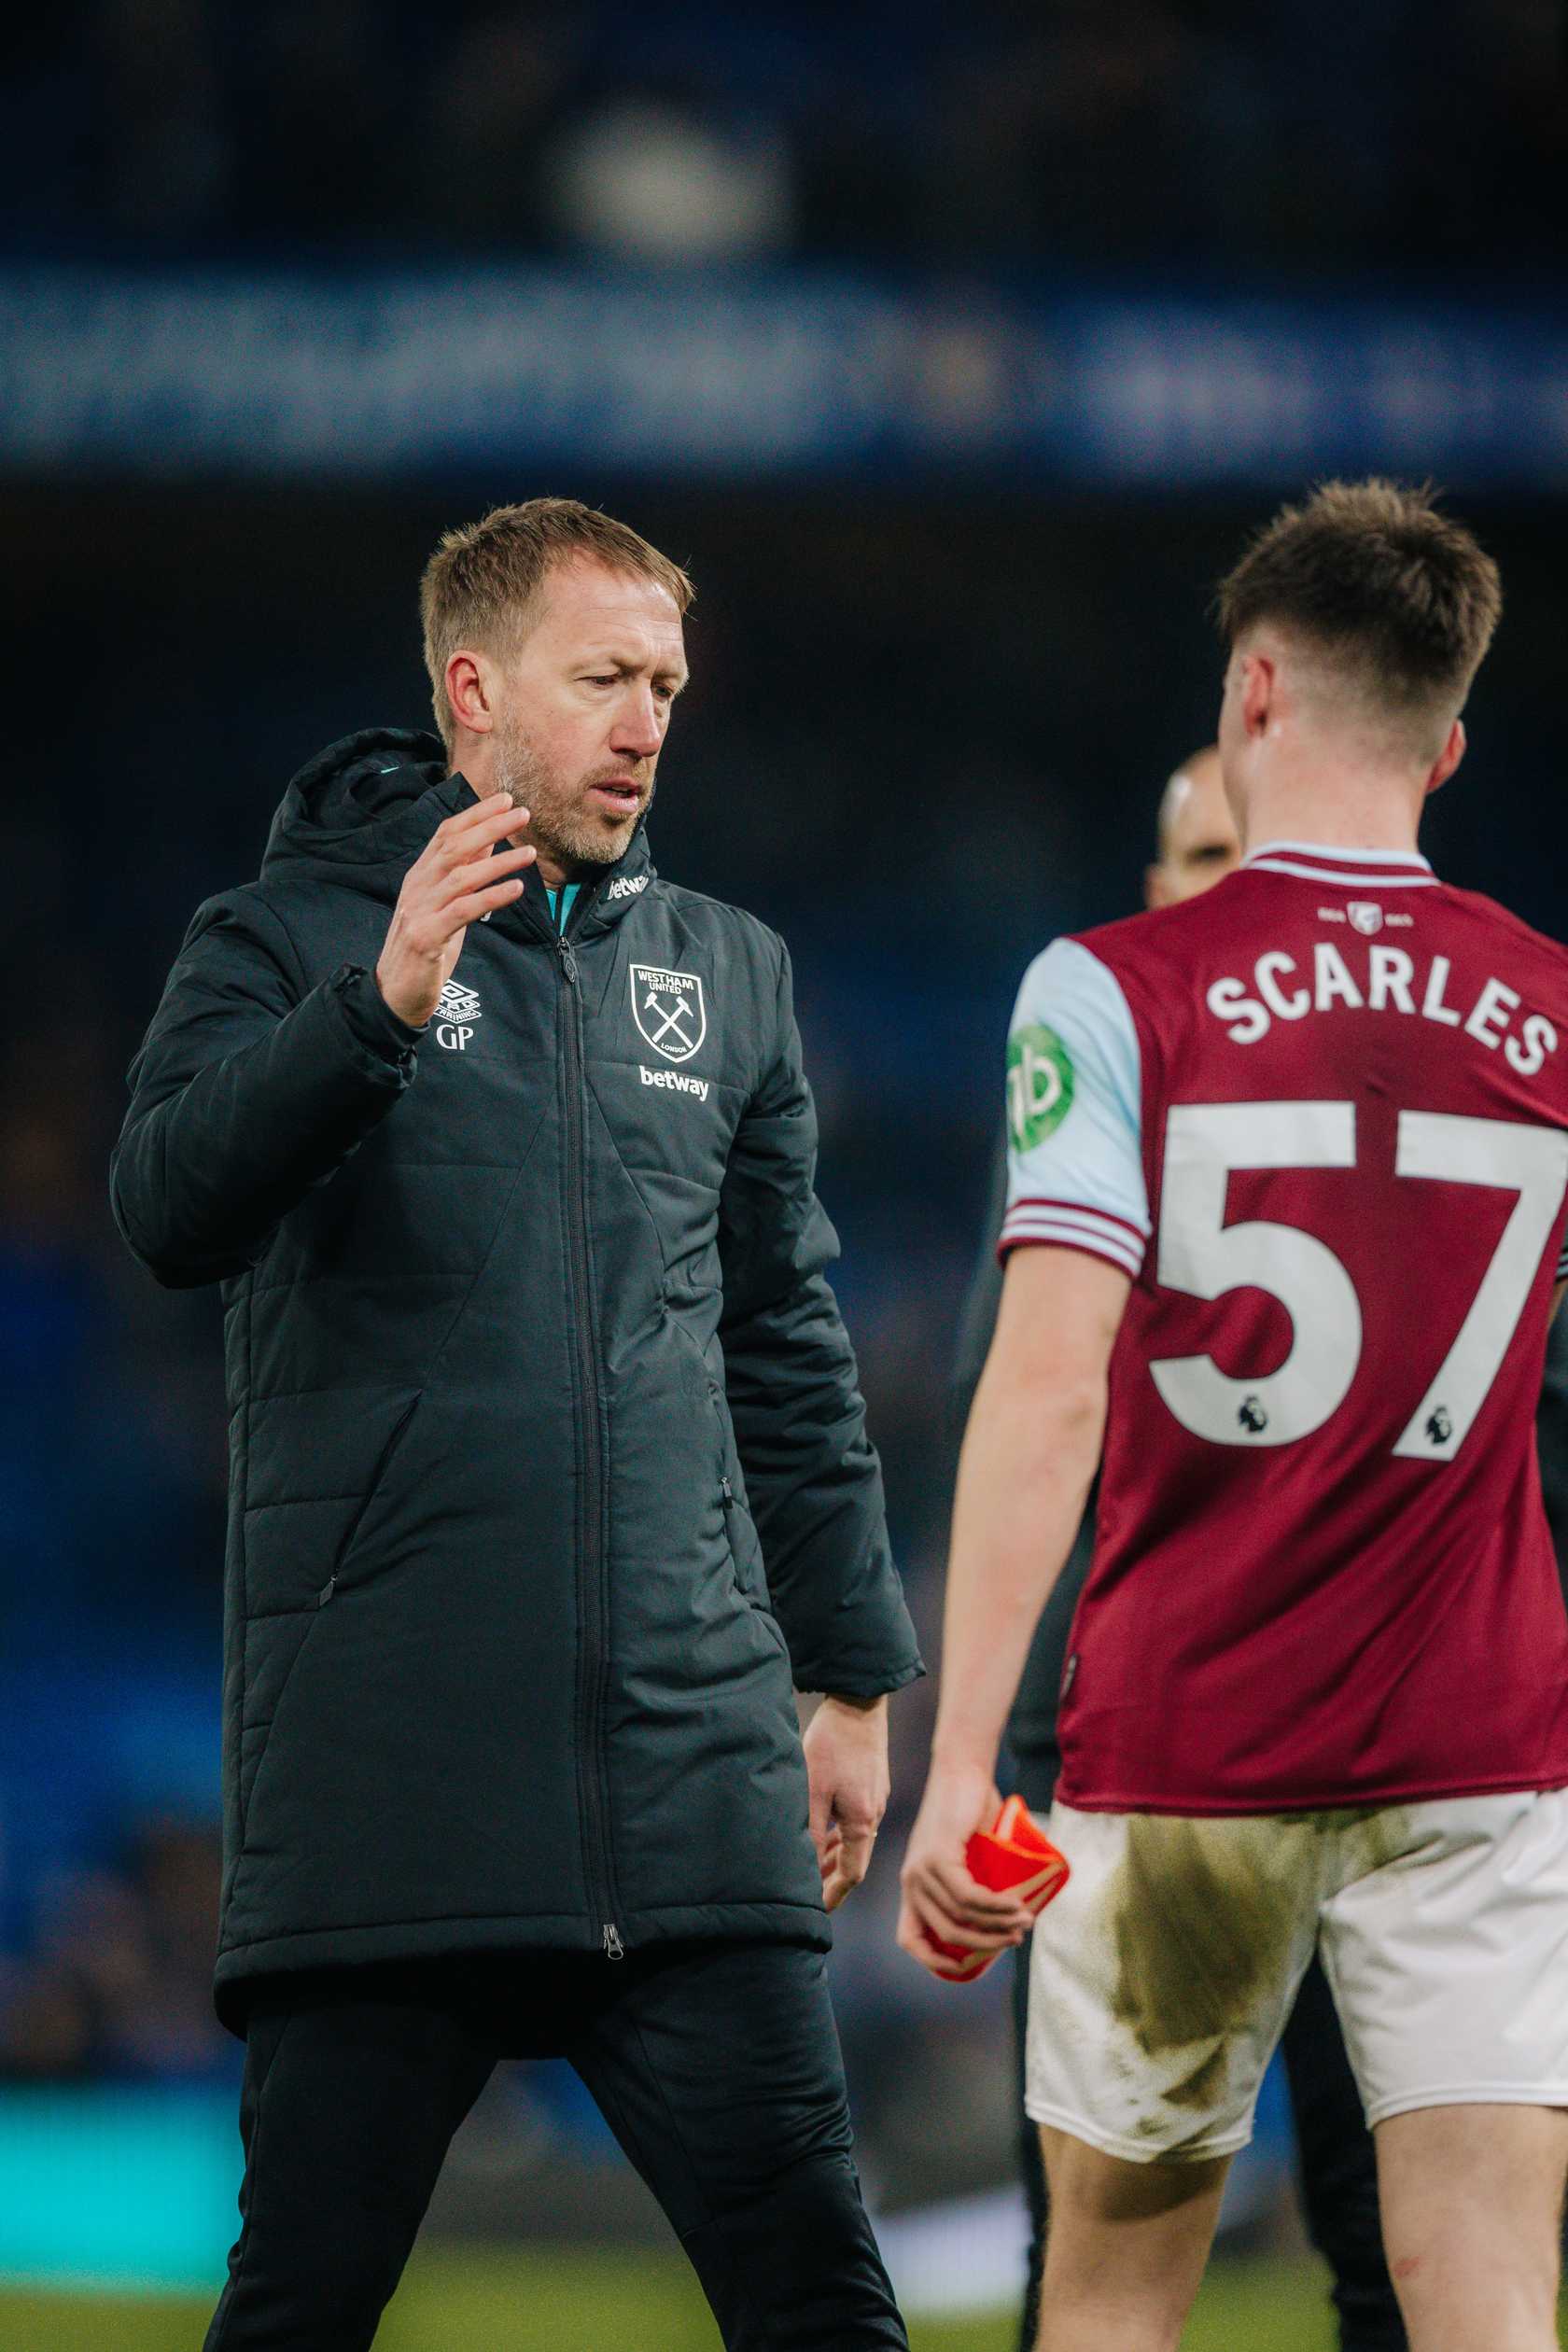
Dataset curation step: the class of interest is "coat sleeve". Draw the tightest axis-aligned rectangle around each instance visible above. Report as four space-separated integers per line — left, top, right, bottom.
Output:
717 941 923 1699
110 890 421 1289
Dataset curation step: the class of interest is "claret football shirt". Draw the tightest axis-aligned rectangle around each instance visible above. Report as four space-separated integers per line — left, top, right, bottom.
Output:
1001 842 1568 1813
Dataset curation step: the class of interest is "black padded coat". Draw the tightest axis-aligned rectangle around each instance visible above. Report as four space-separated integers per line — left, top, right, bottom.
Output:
111 729 921 2024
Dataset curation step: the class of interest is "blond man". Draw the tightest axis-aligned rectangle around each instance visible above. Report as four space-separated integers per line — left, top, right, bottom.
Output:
114 499 918 2350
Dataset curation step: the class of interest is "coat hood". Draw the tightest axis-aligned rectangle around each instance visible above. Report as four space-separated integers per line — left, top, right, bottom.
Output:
260 729 452 883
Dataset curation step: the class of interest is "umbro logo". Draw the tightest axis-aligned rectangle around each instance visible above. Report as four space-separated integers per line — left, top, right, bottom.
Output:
435 977 482 1051
438 979 482 1022
607 874 649 901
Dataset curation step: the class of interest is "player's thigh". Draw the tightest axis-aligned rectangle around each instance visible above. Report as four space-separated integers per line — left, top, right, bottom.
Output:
1320 1787 1568 2132
1028 1803 1320 2163
1374 2104 1568 2334
1275 1953 1402 2344
1037 2126 1228 2342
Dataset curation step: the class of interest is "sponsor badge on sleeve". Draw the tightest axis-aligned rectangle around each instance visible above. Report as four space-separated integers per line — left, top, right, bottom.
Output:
1007 1023 1074 1152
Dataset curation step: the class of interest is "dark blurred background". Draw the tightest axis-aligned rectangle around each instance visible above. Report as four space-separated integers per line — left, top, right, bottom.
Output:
1 1 1565 2338
5 0 1562 270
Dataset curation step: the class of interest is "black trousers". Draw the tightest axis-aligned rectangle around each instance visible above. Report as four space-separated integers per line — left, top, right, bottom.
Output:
1007 1762 1406 2352
204 1939 907 2352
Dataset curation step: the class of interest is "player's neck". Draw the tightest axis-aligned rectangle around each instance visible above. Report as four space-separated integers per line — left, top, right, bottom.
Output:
1240 762 1424 860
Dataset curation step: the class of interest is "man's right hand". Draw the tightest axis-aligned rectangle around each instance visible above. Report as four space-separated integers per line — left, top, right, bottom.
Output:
375 793 536 1028
897 1757 1030 1978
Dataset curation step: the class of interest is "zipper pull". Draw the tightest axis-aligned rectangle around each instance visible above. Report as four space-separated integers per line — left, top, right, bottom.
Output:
558 937 578 984
720 1476 734 1506
602 1923 624 1960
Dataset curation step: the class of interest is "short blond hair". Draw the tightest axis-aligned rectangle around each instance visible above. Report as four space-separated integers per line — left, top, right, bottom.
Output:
420 497 694 753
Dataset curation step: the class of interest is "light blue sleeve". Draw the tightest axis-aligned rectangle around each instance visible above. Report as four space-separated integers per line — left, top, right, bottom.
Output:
1001 936 1148 1278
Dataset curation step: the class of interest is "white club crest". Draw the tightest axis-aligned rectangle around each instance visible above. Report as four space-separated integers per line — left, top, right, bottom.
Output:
630 965 707 1063
1347 902 1383 936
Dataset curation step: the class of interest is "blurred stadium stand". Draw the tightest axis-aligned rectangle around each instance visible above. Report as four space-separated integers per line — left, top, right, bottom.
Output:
2 0 1565 2331
4 0 1561 271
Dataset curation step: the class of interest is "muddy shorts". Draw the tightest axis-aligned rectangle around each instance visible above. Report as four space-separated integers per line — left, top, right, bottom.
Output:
1024 1790 1568 2163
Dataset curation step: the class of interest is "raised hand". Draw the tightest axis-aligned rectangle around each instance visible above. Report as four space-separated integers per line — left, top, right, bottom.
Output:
374 794 535 1029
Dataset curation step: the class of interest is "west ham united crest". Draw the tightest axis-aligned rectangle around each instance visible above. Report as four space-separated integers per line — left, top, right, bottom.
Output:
630 965 707 1063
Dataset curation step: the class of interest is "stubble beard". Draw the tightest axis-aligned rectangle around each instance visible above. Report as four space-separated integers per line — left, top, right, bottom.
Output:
494 713 651 872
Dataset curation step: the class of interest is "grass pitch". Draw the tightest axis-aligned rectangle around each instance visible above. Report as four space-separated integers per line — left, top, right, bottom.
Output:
0 2248 1343 2349
7 2247 1567 2347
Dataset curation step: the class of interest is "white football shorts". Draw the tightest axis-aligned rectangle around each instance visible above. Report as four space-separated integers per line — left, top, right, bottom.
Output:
1024 1789 1568 2163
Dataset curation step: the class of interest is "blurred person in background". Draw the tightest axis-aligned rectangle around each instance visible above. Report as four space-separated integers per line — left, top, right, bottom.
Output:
952 746 1407 2352
110 497 919 2351
0 1816 229 2086
904 483 1568 2352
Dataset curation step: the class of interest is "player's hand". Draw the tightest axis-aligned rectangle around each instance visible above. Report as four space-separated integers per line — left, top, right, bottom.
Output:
803 1694 889 1911
897 1757 1032 1976
375 792 536 1028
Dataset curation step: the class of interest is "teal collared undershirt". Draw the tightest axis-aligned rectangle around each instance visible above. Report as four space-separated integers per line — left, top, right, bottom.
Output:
545 883 581 934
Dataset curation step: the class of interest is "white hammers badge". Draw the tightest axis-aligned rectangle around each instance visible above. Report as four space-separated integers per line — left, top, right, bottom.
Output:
630 964 707 1064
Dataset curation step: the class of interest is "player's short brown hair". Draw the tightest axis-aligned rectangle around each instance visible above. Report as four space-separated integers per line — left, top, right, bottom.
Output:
1216 479 1502 735
421 497 694 753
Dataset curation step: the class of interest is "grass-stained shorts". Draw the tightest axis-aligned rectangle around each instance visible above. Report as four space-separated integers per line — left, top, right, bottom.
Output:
1025 1790 1568 2163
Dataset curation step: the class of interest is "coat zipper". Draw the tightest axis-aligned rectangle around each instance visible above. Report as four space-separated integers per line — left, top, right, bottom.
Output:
557 933 622 1959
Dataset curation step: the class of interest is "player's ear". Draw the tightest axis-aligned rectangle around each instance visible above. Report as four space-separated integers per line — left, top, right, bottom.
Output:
1145 861 1173 910
1239 651 1275 741
445 651 495 737
1426 718 1466 797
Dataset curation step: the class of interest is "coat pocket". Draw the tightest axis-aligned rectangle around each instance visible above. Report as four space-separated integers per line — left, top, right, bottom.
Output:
243 1386 424 1617
315 1391 423 1604
236 1390 423 1831
714 1431 784 1651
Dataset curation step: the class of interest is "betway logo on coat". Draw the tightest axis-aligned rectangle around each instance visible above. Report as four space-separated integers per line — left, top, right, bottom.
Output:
640 1065 709 1102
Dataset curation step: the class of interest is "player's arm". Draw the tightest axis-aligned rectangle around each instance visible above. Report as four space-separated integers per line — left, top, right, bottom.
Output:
112 795 527 1287
898 932 1150 1972
939 1247 1127 1774
898 1248 1128 1967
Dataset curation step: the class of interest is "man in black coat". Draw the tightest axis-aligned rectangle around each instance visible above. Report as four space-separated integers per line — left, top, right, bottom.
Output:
112 497 921 2350
951 748 1408 2352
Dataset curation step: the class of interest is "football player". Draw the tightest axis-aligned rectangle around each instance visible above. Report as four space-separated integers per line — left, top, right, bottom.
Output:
953 748 1406 2351
904 483 1568 2352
